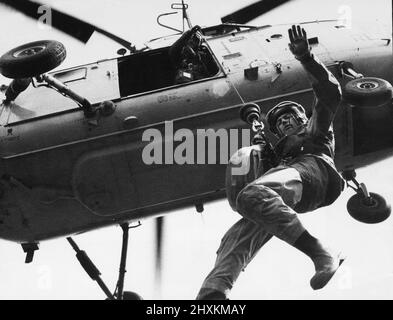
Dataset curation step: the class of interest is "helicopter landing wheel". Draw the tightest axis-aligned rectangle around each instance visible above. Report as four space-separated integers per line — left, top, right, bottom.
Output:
347 192 391 224
344 170 391 224
343 77 393 107
122 291 143 300
105 291 143 300
0 40 66 79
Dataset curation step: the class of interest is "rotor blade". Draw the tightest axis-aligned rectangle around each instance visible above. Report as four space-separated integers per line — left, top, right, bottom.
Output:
155 217 164 289
221 0 292 24
0 0 134 50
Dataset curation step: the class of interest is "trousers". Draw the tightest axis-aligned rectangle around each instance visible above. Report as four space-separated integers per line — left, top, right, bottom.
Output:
197 165 307 298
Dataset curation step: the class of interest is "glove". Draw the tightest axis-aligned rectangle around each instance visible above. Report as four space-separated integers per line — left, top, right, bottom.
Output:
288 25 312 62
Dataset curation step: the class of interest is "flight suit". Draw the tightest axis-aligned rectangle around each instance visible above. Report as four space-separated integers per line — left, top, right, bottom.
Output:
197 54 343 299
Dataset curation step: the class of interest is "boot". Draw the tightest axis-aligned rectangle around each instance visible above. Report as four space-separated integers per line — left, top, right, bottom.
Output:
310 250 346 290
293 231 346 290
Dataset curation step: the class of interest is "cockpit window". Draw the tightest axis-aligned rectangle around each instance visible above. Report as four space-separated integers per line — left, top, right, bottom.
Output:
118 44 220 97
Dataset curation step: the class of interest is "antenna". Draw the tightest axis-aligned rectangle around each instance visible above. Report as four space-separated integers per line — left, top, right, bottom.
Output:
157 2 192 34
181 0 193 30
171 1 192 31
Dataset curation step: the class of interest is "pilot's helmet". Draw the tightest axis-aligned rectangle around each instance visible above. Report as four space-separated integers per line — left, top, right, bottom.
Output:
266 101 308 135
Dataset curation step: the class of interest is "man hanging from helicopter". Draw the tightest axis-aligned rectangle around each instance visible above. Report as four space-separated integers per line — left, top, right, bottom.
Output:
196 25 346 300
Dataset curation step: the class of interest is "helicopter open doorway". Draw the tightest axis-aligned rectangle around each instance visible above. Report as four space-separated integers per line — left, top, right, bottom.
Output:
118 29 221 97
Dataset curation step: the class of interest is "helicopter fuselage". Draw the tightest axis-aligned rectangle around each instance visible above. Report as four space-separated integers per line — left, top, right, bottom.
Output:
0 20 392 243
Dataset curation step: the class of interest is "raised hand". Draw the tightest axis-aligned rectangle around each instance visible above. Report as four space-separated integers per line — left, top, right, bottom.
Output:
288 25 311 61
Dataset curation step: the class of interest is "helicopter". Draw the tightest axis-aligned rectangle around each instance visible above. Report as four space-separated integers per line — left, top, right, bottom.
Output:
0 0 392 300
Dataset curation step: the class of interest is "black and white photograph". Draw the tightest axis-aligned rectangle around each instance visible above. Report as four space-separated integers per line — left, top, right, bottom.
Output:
0 0 392 302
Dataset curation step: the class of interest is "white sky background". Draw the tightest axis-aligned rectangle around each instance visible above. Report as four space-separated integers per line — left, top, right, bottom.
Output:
0 0 392 300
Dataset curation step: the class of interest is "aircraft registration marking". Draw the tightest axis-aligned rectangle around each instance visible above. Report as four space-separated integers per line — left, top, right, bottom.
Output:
0 135 20 143
157 94 181 104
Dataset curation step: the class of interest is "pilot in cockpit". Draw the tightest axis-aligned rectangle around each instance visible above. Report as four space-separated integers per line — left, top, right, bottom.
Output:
169 25 210 84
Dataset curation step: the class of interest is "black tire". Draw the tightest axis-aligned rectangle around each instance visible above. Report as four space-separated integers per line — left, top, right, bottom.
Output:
343 77 393 107
0 40 66 79
122 291 143 300
347 192 391 224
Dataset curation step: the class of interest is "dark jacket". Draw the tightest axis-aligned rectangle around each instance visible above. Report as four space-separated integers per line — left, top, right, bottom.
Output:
274 54 344 212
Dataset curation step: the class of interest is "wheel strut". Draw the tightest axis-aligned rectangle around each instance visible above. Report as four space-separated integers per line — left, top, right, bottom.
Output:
67 222 136 300
343 170 391 224
67 237 115 300
343 170 373 204
115 223 129 300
